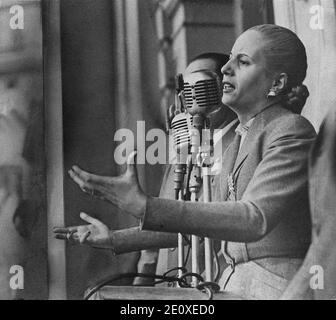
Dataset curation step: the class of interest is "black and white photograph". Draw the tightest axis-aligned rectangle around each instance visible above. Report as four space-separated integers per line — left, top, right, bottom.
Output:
0 0 335 305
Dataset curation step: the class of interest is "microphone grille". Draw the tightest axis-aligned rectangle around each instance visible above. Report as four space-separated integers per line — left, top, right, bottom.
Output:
183 71 221 116
171 113 192 153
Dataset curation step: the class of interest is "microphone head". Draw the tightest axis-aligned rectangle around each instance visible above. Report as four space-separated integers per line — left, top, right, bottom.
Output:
171 112 193 161
183 70 222 116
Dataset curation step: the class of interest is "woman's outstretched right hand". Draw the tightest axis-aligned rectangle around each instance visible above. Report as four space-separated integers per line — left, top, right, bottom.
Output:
53 212 112 249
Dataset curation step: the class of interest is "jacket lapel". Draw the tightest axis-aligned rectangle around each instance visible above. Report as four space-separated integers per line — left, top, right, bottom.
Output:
232 117 262 176
232 103 281 176
219 140 237 200
217 103 285 200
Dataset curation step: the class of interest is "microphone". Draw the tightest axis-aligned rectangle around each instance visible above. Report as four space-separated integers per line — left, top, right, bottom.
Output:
171 70 221 152
171 112 192 195
171 73 192 194
170 71 221 284
182 70 220 163
171 112 193 161
170 73 192 195
170 73 191 160
183 70 222 117
170 70 221 192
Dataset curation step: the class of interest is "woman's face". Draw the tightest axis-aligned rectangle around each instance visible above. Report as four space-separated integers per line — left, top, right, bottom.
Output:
221 30 272 112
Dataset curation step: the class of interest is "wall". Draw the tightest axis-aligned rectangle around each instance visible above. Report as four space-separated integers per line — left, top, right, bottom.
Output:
0 0 46 299
273 0 336 130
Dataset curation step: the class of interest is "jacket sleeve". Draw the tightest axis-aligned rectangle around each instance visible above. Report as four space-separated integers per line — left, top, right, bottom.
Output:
140 116 316 242
110 227 178 254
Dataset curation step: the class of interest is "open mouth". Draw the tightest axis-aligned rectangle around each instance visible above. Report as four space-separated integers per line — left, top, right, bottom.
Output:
222 81 235 93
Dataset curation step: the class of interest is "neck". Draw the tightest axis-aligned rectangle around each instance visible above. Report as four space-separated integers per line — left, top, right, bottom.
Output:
235 97 281 125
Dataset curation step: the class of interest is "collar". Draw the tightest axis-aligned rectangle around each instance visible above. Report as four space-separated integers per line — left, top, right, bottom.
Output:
234 98 283 136
235 117 255 136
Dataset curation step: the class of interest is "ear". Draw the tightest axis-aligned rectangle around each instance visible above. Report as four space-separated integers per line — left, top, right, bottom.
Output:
271 73 288 92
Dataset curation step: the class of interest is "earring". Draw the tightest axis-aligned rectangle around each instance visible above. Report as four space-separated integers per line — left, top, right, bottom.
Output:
267 87 278 98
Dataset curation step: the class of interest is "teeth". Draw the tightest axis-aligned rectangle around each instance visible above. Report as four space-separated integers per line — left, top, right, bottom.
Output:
224 84 234 89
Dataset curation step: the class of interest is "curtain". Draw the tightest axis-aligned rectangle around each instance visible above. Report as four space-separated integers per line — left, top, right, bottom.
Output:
60 0 163 299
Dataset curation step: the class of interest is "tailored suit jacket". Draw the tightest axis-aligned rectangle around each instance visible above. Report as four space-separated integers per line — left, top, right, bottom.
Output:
142 103 316 264
281 107 336 300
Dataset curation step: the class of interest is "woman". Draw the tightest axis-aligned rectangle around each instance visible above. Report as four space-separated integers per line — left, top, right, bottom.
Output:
56 24 316 299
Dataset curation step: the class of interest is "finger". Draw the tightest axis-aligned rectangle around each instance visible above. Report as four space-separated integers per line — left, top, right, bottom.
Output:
126 151 138 178
55 233 80 245
71 166 107 184
55 234 68 240
80 212 105 227
53 226 78 234
79 230 91 244
68 169 88 190
69 169 108 199
71 233 80 241
69 169 101 197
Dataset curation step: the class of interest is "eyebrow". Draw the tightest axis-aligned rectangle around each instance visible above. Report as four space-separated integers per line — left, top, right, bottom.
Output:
230 52 254 61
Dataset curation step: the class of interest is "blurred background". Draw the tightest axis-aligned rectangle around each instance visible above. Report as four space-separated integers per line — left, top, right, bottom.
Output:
0 0 335 299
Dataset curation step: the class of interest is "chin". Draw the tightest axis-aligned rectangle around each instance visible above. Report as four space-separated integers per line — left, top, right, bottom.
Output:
221 99 241 114
221 96 236 108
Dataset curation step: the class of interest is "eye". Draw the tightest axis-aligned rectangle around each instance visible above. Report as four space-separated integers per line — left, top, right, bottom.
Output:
239 59 249 66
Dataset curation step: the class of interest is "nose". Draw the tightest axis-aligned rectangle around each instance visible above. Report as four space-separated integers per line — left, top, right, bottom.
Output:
221 59 234 76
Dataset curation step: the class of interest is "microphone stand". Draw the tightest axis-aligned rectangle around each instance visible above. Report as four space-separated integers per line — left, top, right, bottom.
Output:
174 162 186 280
173 73 187 281
172 71 216 287
188 156 201 287
200 128 213 282
189 114 214 285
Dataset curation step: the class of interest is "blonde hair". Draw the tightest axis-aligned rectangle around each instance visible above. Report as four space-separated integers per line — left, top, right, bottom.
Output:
249 24 309 113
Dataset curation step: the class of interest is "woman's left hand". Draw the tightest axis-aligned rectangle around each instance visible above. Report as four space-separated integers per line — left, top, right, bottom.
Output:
68 151 146 219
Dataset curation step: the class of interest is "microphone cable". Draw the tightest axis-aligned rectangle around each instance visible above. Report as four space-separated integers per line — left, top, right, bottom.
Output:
83 270 219 300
